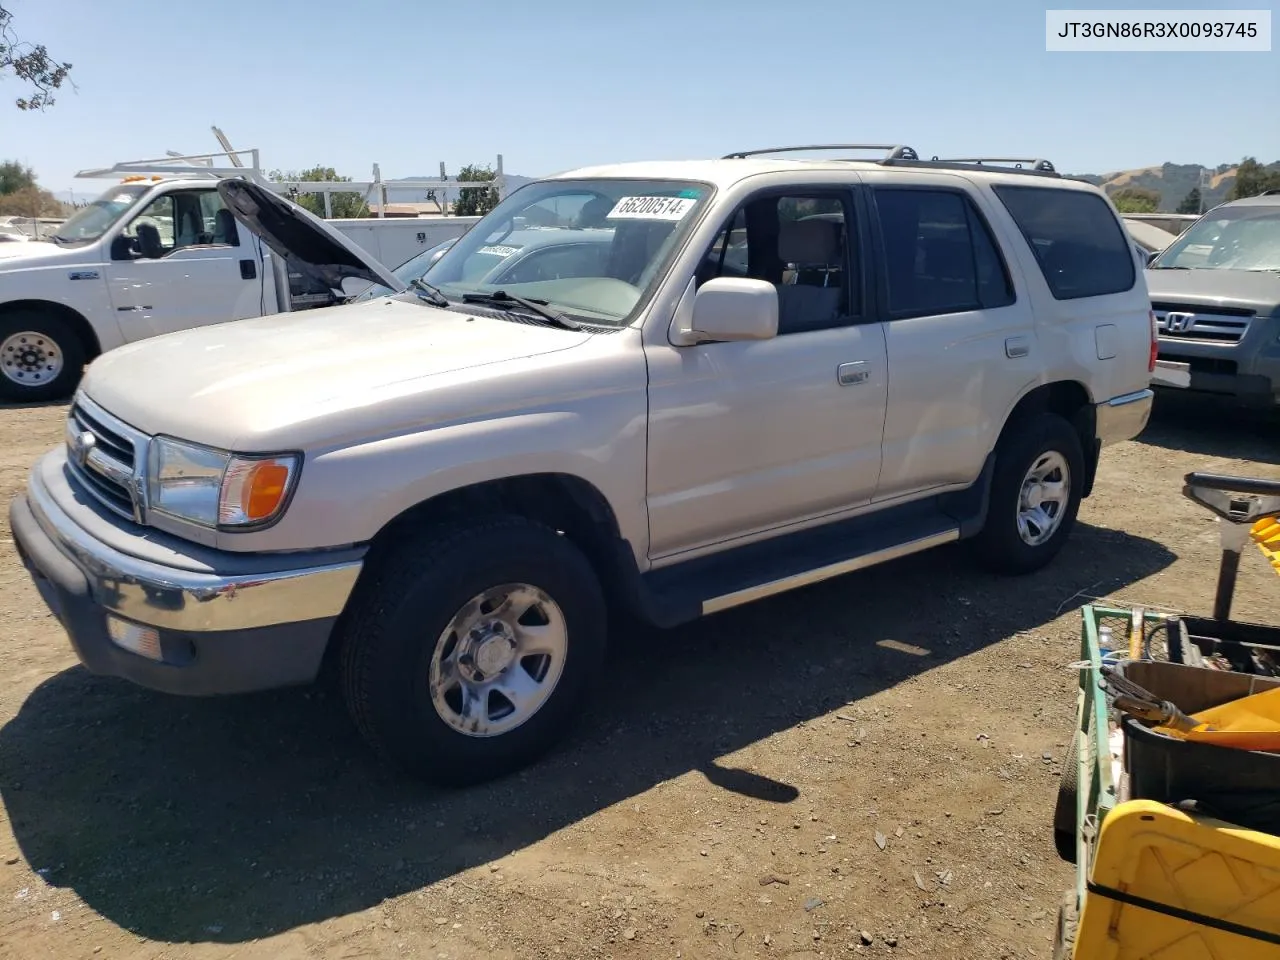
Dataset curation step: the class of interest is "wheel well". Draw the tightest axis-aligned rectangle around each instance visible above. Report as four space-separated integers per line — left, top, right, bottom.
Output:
1000 381 1099 497
368 473 628 590
0 300 102 360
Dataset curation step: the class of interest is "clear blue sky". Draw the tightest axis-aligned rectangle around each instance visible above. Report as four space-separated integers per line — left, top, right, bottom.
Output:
2 0 1276 194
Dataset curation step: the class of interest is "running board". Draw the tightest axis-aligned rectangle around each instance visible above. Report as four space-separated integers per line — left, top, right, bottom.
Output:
701 527 958 615
633 496 971 628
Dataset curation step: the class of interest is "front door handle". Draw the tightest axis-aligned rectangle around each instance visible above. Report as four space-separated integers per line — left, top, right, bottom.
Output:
1005 336 1030 359
837 361 870 386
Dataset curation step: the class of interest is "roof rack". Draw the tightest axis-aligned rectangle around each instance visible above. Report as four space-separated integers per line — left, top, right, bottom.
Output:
723 144 919 161
925 157 1057 173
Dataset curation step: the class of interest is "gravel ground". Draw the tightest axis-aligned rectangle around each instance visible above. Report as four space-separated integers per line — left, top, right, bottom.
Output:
0 391 1276 960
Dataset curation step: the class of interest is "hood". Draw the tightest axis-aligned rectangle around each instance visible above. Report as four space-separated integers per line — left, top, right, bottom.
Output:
217 179 405 296
0 238 68 267
1145 267 1280 312
80 297 592 451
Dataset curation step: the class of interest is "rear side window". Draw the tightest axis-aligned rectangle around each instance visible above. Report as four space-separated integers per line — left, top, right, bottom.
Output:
992 185 1135 300
872 188 1015 317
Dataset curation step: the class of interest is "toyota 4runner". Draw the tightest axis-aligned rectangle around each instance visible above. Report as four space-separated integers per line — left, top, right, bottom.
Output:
10 144 1156 785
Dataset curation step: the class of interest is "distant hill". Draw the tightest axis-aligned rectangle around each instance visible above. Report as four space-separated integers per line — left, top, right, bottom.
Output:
1069 161 1280 212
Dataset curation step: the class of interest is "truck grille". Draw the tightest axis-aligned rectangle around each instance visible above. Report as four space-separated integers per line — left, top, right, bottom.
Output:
1152 302 1254 344
64 400 144 521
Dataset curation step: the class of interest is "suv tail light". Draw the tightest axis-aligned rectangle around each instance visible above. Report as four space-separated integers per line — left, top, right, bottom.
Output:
1149 309 1158 373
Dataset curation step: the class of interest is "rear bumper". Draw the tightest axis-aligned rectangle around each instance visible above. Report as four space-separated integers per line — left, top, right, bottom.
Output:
9 458 365 696
1095 388 1154 447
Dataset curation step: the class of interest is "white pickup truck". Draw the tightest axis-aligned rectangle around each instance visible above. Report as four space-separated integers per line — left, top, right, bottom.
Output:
11 145 1156 786
0 178 476 402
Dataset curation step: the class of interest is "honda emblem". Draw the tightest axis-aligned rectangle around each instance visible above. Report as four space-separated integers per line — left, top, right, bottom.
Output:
1165 312 1195 334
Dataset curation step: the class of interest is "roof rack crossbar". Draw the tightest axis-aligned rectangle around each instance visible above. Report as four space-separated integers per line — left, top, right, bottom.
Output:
722 144 919 162
926 156 1056 173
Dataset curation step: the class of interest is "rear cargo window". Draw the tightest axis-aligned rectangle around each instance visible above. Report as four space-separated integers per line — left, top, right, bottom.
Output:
992 185 1135 300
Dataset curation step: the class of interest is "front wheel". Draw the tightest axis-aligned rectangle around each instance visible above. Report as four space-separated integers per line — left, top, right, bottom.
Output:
339 517 607 786
974 413 1085 575
0 309 86 403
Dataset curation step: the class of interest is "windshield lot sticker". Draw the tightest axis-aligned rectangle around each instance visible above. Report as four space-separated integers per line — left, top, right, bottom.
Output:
607 196 697 220
477 244 520 257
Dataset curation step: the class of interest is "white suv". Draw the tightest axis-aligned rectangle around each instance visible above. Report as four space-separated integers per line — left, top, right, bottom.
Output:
11 145 1155 785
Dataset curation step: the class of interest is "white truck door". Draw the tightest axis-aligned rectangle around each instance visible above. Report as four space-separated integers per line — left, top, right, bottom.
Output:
645 189 888 560
104 187 265 341
863 176 1037 501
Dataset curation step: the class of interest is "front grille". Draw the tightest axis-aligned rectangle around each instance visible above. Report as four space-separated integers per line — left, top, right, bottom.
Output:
1152 302 1255 344
65 401 142 521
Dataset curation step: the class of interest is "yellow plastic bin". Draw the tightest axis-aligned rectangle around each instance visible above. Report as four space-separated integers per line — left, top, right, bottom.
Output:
1075 799 1280 959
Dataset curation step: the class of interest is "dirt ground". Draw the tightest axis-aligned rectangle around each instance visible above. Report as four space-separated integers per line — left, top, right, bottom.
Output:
0 393 1276 960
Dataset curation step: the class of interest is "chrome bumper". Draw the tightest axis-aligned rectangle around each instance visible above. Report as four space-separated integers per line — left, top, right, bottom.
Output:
1095 388 1154 447
24 456 363 633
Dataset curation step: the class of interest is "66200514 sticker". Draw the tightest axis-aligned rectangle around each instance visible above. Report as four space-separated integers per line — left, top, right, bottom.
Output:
607 196 698 220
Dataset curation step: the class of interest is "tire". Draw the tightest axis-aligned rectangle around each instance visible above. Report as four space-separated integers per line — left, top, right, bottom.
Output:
0 309 87 403
974 412 1085 575
1052 887 1079 960
1053 729 1080 863
339 516 607 786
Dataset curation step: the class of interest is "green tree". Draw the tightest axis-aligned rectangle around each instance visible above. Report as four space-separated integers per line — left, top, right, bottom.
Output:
1111 187 1160 214
0 183 66 217
451 164 500 217
1 6 71 109
268 165 368 219
0 158 36 194
1175 187 1201 215
1227 157 1280 201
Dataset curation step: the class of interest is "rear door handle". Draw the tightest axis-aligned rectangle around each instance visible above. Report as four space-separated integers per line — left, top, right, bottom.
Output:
1005 336 1030 359
837 361 870 386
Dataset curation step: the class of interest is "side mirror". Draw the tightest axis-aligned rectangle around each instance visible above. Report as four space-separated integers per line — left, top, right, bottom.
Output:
689 277 778 342
109 234 135 261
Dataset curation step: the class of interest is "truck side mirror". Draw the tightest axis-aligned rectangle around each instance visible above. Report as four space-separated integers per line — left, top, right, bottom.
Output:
109 234 135 261
689 277 779 342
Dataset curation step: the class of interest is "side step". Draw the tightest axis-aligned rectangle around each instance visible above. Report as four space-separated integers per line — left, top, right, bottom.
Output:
638 497 965 628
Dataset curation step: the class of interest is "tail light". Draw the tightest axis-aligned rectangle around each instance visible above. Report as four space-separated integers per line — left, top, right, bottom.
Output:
1148 309 1158 373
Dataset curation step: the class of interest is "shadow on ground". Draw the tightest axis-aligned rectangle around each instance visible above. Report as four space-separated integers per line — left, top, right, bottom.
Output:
1138 390 1280 464
0 523 1176 944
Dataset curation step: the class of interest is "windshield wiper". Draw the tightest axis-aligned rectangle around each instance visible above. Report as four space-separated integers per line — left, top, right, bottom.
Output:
462 290 585 330
409 277 450 307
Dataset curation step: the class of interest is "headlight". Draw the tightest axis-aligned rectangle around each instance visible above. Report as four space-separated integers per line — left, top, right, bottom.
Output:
147 437 300 530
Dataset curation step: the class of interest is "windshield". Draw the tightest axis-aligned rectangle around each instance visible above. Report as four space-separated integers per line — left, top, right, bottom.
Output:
53 183 152 244
354 237 460 301
1152 205 1280 272
420 178 714 324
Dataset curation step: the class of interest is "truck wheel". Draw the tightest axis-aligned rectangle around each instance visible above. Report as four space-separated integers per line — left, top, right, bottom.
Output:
339 516 607 786
975 413 1084 575
0 310 86 403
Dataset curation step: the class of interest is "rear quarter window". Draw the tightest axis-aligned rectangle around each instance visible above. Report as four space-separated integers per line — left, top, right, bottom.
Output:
992 185 1136 300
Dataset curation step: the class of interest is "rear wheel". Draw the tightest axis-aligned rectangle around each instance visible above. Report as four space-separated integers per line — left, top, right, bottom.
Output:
0 309 86 403
975 413 1085 575
339 516 607 786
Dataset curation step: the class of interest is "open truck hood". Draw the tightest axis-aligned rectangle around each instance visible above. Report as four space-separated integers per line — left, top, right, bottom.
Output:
217 179 406 297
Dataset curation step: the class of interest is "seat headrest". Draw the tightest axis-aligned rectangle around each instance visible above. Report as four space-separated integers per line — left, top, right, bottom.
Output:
778 218 840 265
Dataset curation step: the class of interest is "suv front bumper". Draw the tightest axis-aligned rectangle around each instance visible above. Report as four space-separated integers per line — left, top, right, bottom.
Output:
10 452 365 696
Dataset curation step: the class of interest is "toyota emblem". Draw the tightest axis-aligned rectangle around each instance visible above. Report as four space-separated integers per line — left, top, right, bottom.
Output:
71 430 95 466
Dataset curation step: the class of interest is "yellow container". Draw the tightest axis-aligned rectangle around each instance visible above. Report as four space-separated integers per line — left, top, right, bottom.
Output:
1076 799 1280 959
1253 517 1280 576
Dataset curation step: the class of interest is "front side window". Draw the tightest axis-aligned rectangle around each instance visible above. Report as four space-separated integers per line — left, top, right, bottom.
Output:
993 184 1135 300
872 188 1015 317
1152 205 1280 272
116 190 237 259
423 179 714 325
699 192 858 335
